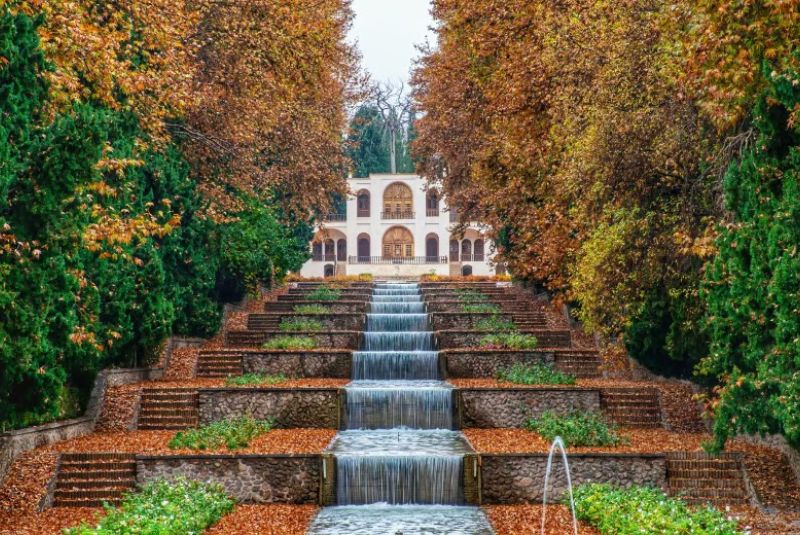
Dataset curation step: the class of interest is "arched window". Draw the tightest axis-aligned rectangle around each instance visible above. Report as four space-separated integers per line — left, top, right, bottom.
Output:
383 182 413 219
312 242 323 261
461 265 473 276
357 190 370 217
449 240 459 262
324 264 335 277
337 239 347 262
425 234 439 262
357 233 370 262
474 239 485 261
426 190 440 217
461 240 472 261
383 226 414 258
324 239 335 261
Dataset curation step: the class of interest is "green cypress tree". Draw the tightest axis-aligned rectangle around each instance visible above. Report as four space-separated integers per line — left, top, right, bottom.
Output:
347 105 391 177
700 57 800 448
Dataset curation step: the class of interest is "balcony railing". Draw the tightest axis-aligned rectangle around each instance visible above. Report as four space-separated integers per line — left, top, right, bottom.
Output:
426 208 440 217
349 256 448 265
458 254 486 262
357 209 370 218
449 211 459 223
312 254 337 262
381 210 415 220
324 213 346 222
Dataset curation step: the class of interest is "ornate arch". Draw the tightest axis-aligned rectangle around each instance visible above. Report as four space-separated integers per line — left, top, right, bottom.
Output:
382 226 414 258
356 189 370 217
383 182 413 217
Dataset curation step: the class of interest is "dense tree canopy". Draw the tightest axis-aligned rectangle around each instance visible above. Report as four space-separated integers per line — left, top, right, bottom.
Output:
413 0 800 446
0 1 357 429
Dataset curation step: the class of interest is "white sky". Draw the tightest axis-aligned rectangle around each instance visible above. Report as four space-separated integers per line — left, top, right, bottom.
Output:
349 0 436 85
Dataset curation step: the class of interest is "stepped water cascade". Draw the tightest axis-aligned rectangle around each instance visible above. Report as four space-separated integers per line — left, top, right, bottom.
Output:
308 282 495 534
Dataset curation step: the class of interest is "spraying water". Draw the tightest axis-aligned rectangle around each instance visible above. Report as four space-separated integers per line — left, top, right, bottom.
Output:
540 436 579 535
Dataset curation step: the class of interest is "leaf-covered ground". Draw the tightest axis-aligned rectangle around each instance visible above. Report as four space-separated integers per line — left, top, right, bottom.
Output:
205 505 318 534
485 504 600 535
48 429 336 455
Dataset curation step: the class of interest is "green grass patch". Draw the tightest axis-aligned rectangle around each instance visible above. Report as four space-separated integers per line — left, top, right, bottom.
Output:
474 315 517 331
497 363 576 385
64 478 234 534
225 373 287 386
461 303 500 314
261 335 317 350
455 288 489 303
572 483 744 534
279 317 324 332
306 287 342 301
293 304 330 314
169 415 274 451
479 332 538 349
525 411 625 447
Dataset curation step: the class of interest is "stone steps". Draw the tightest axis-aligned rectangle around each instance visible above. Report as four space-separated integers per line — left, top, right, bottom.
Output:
197 351 244 378
600 389 662 427
54 454 136 508
137 389 198 430
666 453 749 504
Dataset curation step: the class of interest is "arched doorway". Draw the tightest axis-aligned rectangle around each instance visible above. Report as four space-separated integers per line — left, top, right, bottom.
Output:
357 190 370 217
312 241 323 261
324 264 335 277
425 233 439 262
357 233 370 262
426 190 440 217
461 239 472 261
337 239 347 262
461 265 473 276
383 182 413 218
382 226 414 259
449 240 459 262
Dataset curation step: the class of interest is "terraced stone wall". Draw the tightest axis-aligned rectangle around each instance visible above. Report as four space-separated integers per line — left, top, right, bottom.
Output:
198 388 340 428
430 313 515 330
458 389 600 427
480 453 667 502
136 455 322 503
437 330 572 349
242 351 352 378
443 350 554 377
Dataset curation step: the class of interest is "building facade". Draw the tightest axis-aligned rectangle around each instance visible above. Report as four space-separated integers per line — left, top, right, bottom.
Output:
299 174 498 278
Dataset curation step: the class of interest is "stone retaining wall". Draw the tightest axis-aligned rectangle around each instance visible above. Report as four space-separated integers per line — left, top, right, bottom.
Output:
248 314 364 331
136 455 322 503
437 330 572 349
226 331 359 349
265 301 368 314
443 350 555 378
0 367 162 480
458 388 600 427
430 313 515 331
242 351 352 378
479 453 667 503
198 388 340 428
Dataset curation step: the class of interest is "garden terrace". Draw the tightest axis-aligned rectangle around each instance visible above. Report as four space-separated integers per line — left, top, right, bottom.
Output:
436 329 573 349
442 349 601 378
246 313 365 331
264 301 368 314
225 330 360 348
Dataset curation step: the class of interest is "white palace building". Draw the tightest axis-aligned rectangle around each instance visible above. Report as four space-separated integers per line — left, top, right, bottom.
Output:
299 173 499 278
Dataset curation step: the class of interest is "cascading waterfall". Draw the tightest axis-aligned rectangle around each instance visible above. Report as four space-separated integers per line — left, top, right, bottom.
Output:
308 281 494 534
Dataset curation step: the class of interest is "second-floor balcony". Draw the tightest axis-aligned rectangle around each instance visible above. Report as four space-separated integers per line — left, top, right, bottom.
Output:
349 256 448 265
311 254 337 262
450 253 486 262
381 210 415 220
324 213 346 222
426 208 440 217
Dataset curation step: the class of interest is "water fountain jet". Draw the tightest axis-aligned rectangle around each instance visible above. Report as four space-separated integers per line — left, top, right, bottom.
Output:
540 436 579 535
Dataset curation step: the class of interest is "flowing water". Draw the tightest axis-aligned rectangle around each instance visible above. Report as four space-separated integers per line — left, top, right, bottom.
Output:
308 282 494 534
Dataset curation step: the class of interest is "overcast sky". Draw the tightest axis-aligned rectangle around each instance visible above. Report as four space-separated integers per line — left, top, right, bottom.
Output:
349 0 436 85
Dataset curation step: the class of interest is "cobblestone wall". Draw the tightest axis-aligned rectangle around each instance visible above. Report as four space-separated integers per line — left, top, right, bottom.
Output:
242 352 351 378
458 388 600 427
198 389 340 428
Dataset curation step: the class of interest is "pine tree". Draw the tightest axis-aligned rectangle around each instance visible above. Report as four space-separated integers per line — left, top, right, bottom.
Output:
347 105 391 177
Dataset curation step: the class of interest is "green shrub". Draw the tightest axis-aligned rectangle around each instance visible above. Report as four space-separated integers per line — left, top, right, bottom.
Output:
225 373 287 386
475 315 517 332
306 286 342 301
293 304 330 314
497 363 575 385
461 303 500 314
168 415 274 450
279 317 324 332
64 478 234 534
572 484 744 534
525 411 625 447
479 332 538 349
455 289 489 303
261 336 317 350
